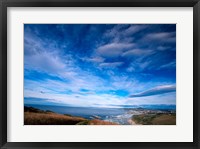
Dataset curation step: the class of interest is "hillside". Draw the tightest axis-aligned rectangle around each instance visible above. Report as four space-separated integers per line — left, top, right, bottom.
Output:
24 106 117 125
132 113 176 125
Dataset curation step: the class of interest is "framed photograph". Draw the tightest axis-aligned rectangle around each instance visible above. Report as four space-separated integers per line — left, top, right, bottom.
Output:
1 0 199 148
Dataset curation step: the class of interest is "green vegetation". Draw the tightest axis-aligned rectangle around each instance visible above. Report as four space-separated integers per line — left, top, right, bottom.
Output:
132 113 176 125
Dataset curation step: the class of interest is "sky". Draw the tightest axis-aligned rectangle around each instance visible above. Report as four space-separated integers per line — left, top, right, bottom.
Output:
24 24 176 108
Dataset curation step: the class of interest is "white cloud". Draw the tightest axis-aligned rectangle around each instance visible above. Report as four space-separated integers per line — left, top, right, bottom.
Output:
96 43 135 58
110 76 139 93
25 67 109 95
25 89 125 108
122 49 153 58
105 25 147 39
25 72 176 107
25 52 66 74
144 32 176 42
157 46 171 51
123 25 147 35
99 62 124 68
25 84 176 107
126 59 152 72
82 57 105 63
157 61 176 70
104 24 129 38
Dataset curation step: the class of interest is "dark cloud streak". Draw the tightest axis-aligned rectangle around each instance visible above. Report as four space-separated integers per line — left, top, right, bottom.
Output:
129 85 176 98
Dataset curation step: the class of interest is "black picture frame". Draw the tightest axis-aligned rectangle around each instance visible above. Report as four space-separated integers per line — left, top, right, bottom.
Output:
0 0 199 149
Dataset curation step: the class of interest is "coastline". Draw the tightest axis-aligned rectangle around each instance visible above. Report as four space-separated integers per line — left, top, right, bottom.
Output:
24 106 176 125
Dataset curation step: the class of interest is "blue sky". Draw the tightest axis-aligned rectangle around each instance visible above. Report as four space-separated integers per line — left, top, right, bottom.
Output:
24 24 176 107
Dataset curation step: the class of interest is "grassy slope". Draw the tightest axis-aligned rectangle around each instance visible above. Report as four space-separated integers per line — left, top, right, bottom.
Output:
24 112 86 125
132 113 176 125
24 106 117 125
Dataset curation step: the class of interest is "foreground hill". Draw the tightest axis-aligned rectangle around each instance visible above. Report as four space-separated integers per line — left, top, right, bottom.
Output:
132 113 176 125
24 106 117 125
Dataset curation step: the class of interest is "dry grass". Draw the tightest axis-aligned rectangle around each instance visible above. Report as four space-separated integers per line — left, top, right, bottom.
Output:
24 112 118 125
133 113 176 125
151 114 176 125
88 119 118 125
24 106 118 125
24 112 86 125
